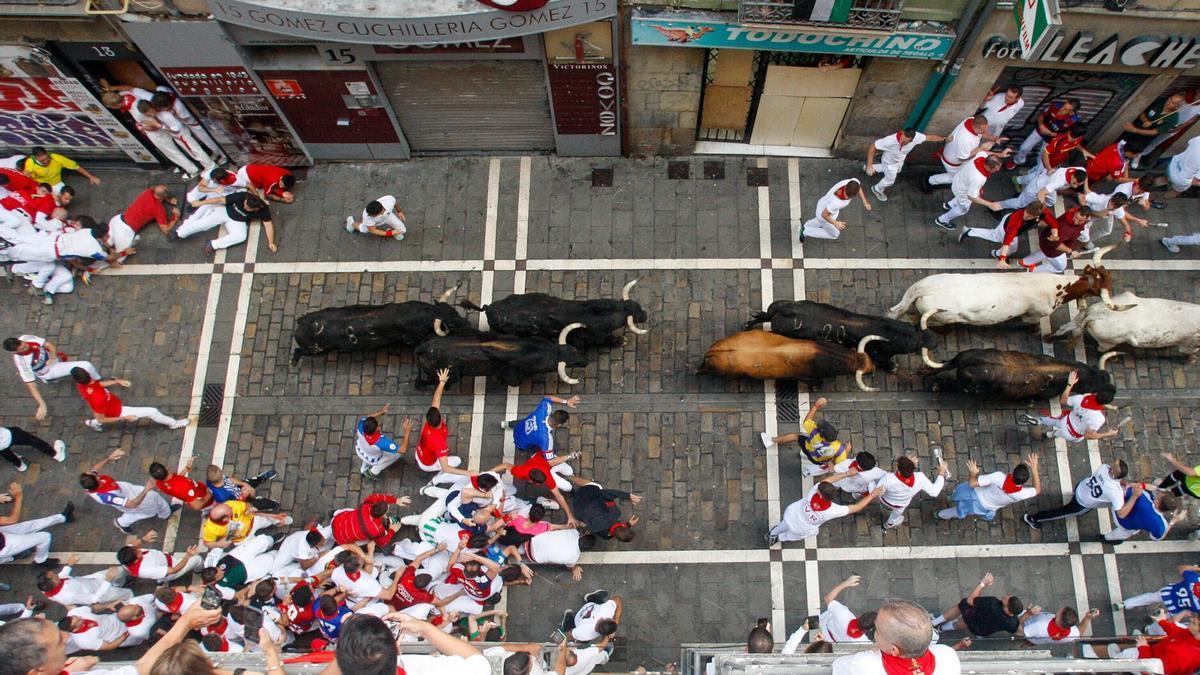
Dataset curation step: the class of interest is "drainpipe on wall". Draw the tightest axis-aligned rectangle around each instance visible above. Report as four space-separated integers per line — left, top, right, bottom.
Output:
904 0 994 130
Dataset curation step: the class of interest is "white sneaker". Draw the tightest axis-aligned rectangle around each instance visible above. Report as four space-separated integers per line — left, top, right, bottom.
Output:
282 516 294 526
1162 237 1181 254
85 419 103 432
536 497 561 511
13 458 27 472
499 420 512 431
52 440 67 462
345 216 356 233
391 231 404 240
871 186 887 202
169 418 189 430
419 483 439 498
759 432 775 448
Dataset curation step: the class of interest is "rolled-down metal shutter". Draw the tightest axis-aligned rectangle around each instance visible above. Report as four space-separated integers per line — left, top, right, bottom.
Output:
376 61 555 153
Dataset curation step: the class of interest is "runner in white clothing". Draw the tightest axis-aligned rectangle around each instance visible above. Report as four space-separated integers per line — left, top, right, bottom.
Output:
509 528 591 581
1019 371 1117 444
926 114 993 187
864 128 943 201
977 85 1024 135
154 107 215 173
346 195 408 239
117 533 202 583
831 600 962 675
80 449 175 533
934 152 1005 230
4 334 101 421
766 475 884 544
61 606 128 654
1019 605 1098 645
800 178 871 241
830 451 886 497
1024 460 1131 530
937 455 1040 522
818 575 874 644
996 166 1087 212
0 484 71 564
871 455 949 529
1157 135 1200 198
38 555 133 607
150 87 226 162
1078 190 1133 243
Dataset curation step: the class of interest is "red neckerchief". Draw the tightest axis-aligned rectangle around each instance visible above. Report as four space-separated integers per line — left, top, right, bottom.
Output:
850 460 862 471
894 131 905 146
123 613 144 627
315 604 341 620
1078 394 1104 410
1066 168 1084 185
809 491 833 511
895 472 916 488
835 186 850 200
1001 476 1024 494
608 522 628 538
213 635 229 651
71 619 98 634
164 593 184 613
974 155 993 177
90 474 120 493
964 117 976 135
126 555 143 577
846 618 864 638
345 570 361 582
881 650 936 675
203 617 228 635
1046 618 1071 640
45 578 66 596
470 475 483 490
363 429 382 445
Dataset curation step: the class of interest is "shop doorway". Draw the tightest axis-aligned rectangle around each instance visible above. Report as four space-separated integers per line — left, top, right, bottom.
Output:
258 70 404 160
991 67 1145 145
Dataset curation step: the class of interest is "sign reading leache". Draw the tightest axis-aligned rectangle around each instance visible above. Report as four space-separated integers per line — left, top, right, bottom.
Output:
984 32 1200 70
207 0 615 45
630 9 953 60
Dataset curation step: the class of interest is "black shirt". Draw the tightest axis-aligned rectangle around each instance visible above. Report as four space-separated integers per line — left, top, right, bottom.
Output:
570 484 631 538
225 191 272 223
959 596 1019 636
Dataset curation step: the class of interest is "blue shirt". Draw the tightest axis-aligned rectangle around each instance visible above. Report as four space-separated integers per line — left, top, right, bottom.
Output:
513 397 554 456
205 477 241 503
1115 488 1168 540
1161 570 1200 613
315 601 352 641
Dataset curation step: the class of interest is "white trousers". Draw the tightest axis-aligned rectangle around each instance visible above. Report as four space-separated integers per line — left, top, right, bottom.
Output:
1164 232 1200 248
0 513 65 563
358 450 403 476
882 500 912 527
927 156 962 186
143 129 199 176
1103 525 1141 542
1018 164 1046 187
169 127 215 172
114 490 172 528
997 183 1041 211
1079 216 1114 243
416 454 463 485
802 216 841 240
938 196 972 224
1034 415 1086 443
205 534 277 583
155 553 203 583
1015 131 1046 165
13 260 73 295
870 164 900 192
1020 250 1068 274
92 405 180 429
965 221 1007 243
31 359 100 383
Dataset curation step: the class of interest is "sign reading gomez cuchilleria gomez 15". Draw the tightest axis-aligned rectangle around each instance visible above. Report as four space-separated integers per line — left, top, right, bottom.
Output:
206 0 616 44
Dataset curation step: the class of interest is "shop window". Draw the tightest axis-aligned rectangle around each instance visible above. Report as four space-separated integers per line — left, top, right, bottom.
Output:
991 67 1145 146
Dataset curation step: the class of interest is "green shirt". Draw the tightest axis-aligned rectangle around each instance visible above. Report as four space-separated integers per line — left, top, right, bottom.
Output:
1185 466 1200 496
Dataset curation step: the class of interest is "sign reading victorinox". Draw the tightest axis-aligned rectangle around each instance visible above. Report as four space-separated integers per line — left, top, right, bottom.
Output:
206 0 613 45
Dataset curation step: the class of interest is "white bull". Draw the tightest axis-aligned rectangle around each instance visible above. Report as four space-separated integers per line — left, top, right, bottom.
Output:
1049 293 1200 356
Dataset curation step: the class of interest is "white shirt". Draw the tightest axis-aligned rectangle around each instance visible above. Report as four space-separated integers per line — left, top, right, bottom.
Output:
819 600 871 643
399 653 491 675
331 566 382 606
122 594 159 645
1061 394 1107 442
154 590 198 615
1022 612 1081 644
1037 166 1083 195
979 92 1024 132
832 459 887 495
973 472 1037 510
359 195 398 232
65 606 127 653
130 549 173 581
832 644 961 674
528 529 581 567
872 471 945 509
815 179 857 221
10 334 47 383
566 645 611 675
950 152 991 200
45 567 113 607
572 599 617 642
1075 463 1125 510
154 109 188 135
1170 136 1200 181
781 486 850 539
873 131 926 170
276 529 321 570
942 117 984 166
1084 190 1126 220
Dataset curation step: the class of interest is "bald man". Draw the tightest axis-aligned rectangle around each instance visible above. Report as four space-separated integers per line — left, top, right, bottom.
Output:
832 599 962 674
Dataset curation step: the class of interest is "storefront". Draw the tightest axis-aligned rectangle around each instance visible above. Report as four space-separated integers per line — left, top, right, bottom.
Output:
630 7 954 155
928 9 1200 153
188 0 624 158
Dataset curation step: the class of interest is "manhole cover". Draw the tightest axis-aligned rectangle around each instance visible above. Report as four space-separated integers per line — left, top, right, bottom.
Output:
703 161 725 180
591 167 613 188
667 161 689 180
747 167 769 187
199 383 223 427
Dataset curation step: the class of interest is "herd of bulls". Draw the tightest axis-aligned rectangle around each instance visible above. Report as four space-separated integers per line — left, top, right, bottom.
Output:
290 280 649 387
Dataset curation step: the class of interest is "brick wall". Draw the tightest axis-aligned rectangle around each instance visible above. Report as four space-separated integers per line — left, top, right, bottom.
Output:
626 44 706 155
836 58 937 159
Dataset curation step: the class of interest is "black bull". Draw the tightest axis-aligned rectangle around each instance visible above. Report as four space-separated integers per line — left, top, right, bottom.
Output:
457 279 649 348
923 349 1118 401
746 300 935 371
413 323 590 388
291 297 472 366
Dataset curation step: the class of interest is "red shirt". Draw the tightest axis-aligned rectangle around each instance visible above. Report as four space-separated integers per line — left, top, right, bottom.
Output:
1140 620 1200 675
1000 210 1037 248
511 453 558 489
121 188 169 232
1044 134 1083 169
0 189 52 216
1038 207 1087 257
76 381 122 417
0 168 37 193
245 165 292 198
1086 143 1128 183
156 474 210 504
416 422 449 466
389 567 435 609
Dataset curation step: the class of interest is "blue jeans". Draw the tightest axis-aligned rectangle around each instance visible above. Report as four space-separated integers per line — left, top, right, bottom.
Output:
951 483 997 521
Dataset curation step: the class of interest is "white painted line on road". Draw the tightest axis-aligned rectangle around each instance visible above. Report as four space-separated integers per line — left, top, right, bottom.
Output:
251 261 487 274
580 549 769 565
516 156 531 261
526 258 764 271
806 543 1071 561
104 263 218 276
466 159 503 473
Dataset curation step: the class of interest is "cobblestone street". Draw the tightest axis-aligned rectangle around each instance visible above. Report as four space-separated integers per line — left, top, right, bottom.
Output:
1 155 1197 670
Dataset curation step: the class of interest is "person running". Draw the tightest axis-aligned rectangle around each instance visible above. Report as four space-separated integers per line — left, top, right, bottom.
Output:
816 575 874 644
72 368 188 432
934 152 1005 230
0 483 72 564
149 459 213 511
926 114 993 189
1018 605 1098 646
1023 459 1130 530
354 404 412 479
1085 139 1136 187
414 368 469 486
1018 206 1094 274
1105 484 1182 543
931 572 1025 638
873 455 948 530
1020 371 1116 443
567 477 641 543
936 455 1040 522
977 85 1024 138
345 195 407 239
0 424 65 472
1118 564 1200 613
1155 134 1200 200
1078 190 1133 245
1082 612 1200 675
205 464 279 511
864 128 943 202
829 451 886 498
503 393 581 456
4 334 102 421
996 165 1087 213
766 475 883 544
761 397 850 476
800 178 871 242
1159 452 1200 501
80 449 176 533
116 533 202 583
1012 97 1082 167
958 202 1042 266
1116 92 1188 159
1015 124 1090 192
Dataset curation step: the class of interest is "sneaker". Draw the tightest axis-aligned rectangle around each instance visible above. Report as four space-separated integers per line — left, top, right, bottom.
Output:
871 185 887 202
957 228 969 243
990 248 1002 260
941 201 950 211
364 469 380 480
759 432 775 448
345 216 356 233
61 501 75 523
52 440 67 462
0 582 10 591
536 497 561 511
40 292 53 306
934 219 954 231
1081 241 1096 251
1018 259 1037 272
169 418 189 430
34 557 60 569
1019 413 1040 426
1112 601 1125 611
282 516 294 526
1022 513 1041 530
13 458 27 472
499 420 512 431
1011 175 1021 192
80 271 93 286
391 231 404 241
169 504 183 515
765 533 779 546
418 483 439 498
1151 200 1167 209
84 419 103 432
113 518 133 534
560 609 575 633
203 242 215 257
1130 155 1141 170
1162 237 1181 253
359 464 370 476
254 469 278 483
583 589 609 605
883 521 900 531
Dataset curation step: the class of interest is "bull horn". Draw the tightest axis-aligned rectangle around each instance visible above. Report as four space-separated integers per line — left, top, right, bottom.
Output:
1091 244 1118 265
438 283 461 304
621 279 638 301
1098 351 1125 371
921 348 946 369
854 335 887 392
919 309 938 331
559 322 584 345
626 315 649 335
433 318 448 337
557 361 580 385
1099 288 1137 312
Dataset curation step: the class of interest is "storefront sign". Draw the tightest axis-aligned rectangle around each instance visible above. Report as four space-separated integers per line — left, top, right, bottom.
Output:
206 0 615 45
373 39 525 54
161 67 260 96
983 33 1200 70
1014 0 1060 60
547 63 616 135
0 75 152 161
630 9 953 60
265 79 304 99
477 0 549 10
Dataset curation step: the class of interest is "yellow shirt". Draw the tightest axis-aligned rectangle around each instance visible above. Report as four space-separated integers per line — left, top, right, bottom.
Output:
799 418 847 464
201 500 252 543
23 153 79 186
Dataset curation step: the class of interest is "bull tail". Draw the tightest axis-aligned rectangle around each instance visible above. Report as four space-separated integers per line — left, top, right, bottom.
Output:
457 299 486 312
886 285 918 320
744 311 772 330
290 347 303 367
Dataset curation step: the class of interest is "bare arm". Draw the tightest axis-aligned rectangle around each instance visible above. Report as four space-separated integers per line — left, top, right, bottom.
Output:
74 166 102 186
965 573 994 606
1077 608 1100 635
1162 453 1197 476
0 484 23 525
23 381 47 421
390 615 483 660
1115 485 1143 519
804 397 828 424
845 487 885 515
823 575 860 607
123 479 157 510
431 368 450 409
262 220 277 253
865 145 877 174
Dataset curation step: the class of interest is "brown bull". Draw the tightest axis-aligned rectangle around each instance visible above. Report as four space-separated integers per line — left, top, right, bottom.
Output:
700 331 885 391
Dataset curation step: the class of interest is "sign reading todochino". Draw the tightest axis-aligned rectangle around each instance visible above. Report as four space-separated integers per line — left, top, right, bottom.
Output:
206 0 615 45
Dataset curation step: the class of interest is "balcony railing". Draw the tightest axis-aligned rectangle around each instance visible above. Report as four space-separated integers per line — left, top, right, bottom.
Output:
738 0 906 31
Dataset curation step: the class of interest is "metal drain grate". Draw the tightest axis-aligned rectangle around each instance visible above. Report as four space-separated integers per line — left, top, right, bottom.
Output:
591 167 613 188
667 161 690 180
776 379 800 424
199 384 223 427
703 161 725 180
747 167 769 187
